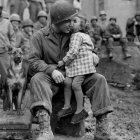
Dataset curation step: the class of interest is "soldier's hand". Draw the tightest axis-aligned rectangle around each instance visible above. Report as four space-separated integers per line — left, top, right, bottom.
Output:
52 70 65 84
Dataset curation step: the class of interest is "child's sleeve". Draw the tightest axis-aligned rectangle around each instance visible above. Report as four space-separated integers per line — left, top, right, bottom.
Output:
93 53 100 66
63 33 82 66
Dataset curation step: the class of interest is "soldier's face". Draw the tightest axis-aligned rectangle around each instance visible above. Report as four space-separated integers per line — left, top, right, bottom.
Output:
91 20 97 26
100 14 107 21
39 17 47 25
136 16 140 22
24 26 33 36
11 21 20 30
56 19 72 33
110 20 116 25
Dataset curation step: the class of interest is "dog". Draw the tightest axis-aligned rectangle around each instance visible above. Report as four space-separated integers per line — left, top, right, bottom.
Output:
6 47 26 115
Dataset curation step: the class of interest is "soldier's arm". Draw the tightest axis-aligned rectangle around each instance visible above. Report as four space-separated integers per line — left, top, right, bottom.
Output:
29 32 57 76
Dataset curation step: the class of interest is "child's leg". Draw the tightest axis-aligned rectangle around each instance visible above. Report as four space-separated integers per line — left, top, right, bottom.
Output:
72 76 85 114
63 77 73 109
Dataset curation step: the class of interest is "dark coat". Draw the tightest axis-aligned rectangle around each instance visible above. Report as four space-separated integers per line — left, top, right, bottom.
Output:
126 18 140 37
105 23 122 38
29 27 71 76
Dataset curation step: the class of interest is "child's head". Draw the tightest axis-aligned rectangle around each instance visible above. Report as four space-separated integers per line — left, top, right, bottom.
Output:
71 14 89 33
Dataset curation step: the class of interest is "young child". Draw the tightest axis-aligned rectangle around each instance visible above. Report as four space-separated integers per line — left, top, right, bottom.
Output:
57 14 99 124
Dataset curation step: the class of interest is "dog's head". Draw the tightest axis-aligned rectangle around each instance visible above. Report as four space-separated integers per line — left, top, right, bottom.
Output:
10 47 24 64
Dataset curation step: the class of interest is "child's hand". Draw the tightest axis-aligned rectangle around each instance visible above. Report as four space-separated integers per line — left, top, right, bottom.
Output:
58 61 65 67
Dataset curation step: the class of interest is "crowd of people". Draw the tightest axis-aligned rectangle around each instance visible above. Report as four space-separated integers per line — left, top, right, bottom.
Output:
1 0 139 84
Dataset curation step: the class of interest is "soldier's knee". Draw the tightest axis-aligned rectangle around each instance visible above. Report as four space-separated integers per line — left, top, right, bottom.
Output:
30 72 43 84
96 74 107 84
120 38 127 43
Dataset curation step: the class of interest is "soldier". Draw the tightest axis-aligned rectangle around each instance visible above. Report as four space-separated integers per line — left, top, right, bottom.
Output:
126 11 140 42
20 19 34 74
0 2 16 84
29 0 46 22
90 16 102 52
98 11 108 38
10 13 25 48
106 17 131 59
29 1 115 140
22 19 33 59
34 10 48 31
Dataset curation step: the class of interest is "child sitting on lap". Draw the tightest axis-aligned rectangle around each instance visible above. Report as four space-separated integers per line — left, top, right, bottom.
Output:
57 14 99 124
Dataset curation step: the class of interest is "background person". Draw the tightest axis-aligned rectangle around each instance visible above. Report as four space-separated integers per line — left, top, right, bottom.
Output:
34 10 48 31
0 3 16 84
106 17 131 60
126 11 140 42
90 16 103 52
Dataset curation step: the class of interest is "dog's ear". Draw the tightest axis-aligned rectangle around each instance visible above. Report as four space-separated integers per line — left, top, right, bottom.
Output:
8 46 13 55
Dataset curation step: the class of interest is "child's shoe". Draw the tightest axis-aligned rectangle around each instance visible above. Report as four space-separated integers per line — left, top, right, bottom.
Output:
71 109 88 124
57 107 74 118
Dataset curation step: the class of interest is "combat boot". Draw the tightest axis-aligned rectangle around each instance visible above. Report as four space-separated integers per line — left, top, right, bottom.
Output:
123 52 131 60
122 47 131 60
94 114 119 140
36 109 54 140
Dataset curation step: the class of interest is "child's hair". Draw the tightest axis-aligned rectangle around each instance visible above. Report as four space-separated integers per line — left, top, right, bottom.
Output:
77 14 90 34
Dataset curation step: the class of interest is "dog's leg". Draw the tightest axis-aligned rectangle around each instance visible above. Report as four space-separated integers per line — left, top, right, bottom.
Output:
17 88 24 115
8 87 13 111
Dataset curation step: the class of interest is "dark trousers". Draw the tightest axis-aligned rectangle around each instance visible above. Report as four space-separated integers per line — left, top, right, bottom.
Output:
107 37 128 54
30 72 113 117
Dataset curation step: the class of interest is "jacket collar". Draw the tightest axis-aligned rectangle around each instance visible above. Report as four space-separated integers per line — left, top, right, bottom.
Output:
42 26 71 48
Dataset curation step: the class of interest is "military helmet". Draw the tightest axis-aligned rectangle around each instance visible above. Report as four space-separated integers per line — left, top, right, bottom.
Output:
109 17 117 22
99 10 107 16
50 0 77 24
2 11 9 19
91 16 98 22
135 11 140 17
37 10 47 19
10 13 21 22
22 19 33 28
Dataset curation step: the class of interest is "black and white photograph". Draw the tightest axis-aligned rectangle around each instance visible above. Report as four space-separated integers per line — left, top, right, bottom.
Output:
0 0 140 139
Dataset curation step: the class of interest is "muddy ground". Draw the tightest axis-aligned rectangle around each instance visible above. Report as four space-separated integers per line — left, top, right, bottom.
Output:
55 86 140 140
0 85 140 140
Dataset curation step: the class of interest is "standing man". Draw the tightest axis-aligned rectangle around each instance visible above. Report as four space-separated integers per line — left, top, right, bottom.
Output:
34 10 48 31
126 11 140 42
29 0 46 22
98 10 108 38
10 13 25 48
90 16 103 52
0 2 16 84
22 19 34 72
29 1 114 140
106 17 131 59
